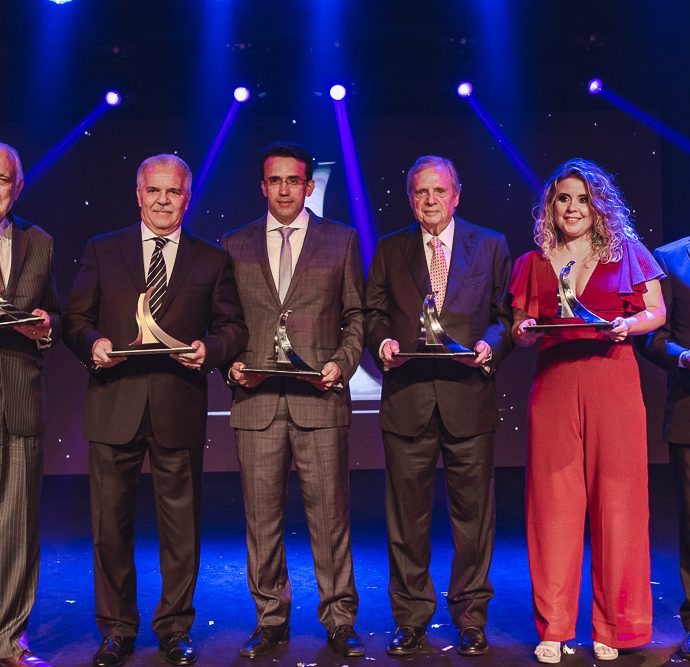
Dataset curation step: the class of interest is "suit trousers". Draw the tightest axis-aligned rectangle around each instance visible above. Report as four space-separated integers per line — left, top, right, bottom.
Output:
0 406 42 659
89 408 203 640
235 394 358 633
670 442 690 630
383 410 495 630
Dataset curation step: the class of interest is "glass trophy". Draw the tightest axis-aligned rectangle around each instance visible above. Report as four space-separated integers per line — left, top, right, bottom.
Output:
0 296 45 328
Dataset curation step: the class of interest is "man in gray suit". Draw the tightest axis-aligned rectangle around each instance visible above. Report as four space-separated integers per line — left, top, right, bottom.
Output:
0 143 60 667
636 236 690 658
222 142 366 659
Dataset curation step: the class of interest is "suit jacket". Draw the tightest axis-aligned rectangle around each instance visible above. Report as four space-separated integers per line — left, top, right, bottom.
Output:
221 211 365 430
0 214 61 436
63 224 247 449
365 217 512 438
636 236 690 444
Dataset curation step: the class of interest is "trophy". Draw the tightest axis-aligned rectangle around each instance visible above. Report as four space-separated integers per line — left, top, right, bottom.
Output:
107 289 196 357
524 260 612 333
242 310 344 392
393 293 477 358
0 297 45 328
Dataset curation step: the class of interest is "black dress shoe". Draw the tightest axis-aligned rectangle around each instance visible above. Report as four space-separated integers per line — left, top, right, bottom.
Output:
680 631 690 659
158 632 196 666
328 625 365 657
386 626 427 655
92 636 135 667
239 625 289 658
457 626 489 656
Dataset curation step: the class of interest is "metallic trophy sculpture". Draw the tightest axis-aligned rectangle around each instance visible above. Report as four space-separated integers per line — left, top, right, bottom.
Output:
0 296 45 328
107 289 196 357
524 260 612 333
393 293 476 358
242 310 344 392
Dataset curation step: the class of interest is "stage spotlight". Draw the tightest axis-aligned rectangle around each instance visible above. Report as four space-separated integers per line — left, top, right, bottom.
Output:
104 91 121 107
47 0 73 3
233 86 250 103
329 84 347 101
457 82 473 98
588 78 603 95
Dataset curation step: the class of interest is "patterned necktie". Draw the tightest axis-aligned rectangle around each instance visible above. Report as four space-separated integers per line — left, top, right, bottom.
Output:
428 236 448 311
147 237 169 319
278 227 295 302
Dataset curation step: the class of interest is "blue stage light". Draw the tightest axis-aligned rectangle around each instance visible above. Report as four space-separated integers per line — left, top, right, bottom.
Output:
329 84 347 101
588 78 603 95
457 82 473 98
47 0 73 3
233 86 250 103
104 91 121 107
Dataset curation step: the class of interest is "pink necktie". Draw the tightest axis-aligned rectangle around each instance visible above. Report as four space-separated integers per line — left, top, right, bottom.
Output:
428 236 448 311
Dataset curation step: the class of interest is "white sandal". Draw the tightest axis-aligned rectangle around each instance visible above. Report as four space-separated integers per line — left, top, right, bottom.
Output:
593 641 618 660
534 641 563 664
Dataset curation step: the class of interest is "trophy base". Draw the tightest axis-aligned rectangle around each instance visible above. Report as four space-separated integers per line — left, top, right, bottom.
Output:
242 367 322 379
0 315 45 328
524 322 612 333
107 343 196 357
394 351 477 358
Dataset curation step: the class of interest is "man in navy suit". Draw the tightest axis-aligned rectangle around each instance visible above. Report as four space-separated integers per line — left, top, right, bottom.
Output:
636 236 690 658
366 155 512 657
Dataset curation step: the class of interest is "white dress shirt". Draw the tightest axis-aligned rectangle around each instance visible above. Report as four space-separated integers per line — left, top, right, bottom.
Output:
0 217 12 289
265 208 310 291
141 222 182 278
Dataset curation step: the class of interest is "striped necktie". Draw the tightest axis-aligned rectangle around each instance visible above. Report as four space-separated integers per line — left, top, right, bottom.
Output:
428 236 448 311
147 237 169 319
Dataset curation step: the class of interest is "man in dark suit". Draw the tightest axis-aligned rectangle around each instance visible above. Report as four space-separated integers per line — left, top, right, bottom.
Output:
222 143 366 659
636 236 690 658
0 143 60 667
64 154 246 667
365 155 512 657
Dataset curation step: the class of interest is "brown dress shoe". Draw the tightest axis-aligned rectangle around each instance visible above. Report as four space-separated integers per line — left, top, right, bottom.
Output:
0 650 53 667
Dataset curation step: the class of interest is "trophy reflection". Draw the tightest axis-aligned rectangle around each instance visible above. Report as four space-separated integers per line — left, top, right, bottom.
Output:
524 260 612 333
242 310 343 392
393 293 476 358
107 289 196 357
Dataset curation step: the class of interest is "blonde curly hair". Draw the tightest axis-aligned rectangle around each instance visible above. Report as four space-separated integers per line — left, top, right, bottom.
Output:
533 158 638 263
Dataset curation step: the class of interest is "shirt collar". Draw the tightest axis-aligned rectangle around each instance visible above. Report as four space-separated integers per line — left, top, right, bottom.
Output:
140 221 182 244
421 216 455 248
0 216 12 240
266 208 309 233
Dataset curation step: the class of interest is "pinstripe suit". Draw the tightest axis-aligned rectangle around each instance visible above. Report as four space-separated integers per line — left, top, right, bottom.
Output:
0 214 60 659
221 211 365 632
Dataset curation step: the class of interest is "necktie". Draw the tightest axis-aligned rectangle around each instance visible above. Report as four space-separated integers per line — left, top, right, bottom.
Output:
278 227 295 302
147 237 169 319
428 236 448 311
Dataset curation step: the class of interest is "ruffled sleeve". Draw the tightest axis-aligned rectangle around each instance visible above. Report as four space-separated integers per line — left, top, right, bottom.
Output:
509 250 542 318
617 239 665 295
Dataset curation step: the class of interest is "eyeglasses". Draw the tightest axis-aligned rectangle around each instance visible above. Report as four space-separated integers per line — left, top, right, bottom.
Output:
264 176 307 188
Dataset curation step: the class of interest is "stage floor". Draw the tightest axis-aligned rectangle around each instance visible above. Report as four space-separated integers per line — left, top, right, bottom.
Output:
28 466 687 666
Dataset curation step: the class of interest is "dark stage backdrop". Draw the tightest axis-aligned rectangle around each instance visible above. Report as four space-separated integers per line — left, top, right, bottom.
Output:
0 107 666 474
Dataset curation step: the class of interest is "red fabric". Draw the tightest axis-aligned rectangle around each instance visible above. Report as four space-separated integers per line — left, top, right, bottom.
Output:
509 239 661 647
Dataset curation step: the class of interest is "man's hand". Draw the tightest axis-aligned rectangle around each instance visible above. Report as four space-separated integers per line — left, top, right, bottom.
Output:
309 361 342 392
229 361 269 388
92 338 127 369
171 340 206 371
13 308 51 340
380 339 408 369
455 339 492 368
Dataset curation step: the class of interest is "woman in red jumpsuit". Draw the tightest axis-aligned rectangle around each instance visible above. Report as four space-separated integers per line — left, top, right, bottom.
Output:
509 159 665 663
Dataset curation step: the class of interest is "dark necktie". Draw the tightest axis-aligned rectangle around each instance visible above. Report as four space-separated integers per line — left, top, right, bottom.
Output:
147 237 169 319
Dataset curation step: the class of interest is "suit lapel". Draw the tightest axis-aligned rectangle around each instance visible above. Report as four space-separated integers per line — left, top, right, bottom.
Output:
6 216 29 299
117 224 147 294
403 222 431 300
283 211 319 305
253 217 281 306
443 217 474 311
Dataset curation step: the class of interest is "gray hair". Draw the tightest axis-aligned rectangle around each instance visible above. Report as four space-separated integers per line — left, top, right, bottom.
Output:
136 154 192 193
0 142 24 186
406 155 461 197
